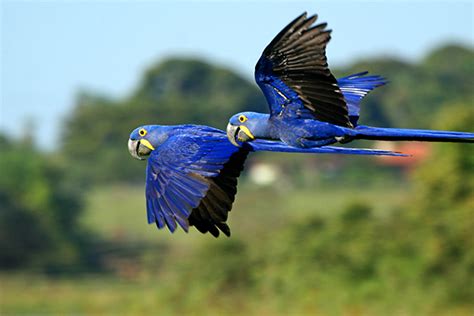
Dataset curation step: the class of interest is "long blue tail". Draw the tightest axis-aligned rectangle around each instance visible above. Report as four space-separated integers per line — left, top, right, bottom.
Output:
337 72 387 126
246 139 407 156
352 125 474 143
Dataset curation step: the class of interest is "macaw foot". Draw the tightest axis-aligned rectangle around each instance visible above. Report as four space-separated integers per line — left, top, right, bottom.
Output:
335 135 354 144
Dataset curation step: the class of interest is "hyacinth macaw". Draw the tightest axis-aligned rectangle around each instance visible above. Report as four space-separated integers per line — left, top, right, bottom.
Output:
128 125 403 237
226 12 474 148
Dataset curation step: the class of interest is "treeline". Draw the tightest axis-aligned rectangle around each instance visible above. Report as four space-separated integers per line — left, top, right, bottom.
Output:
1 43 473 283
61 44 474 185
0 136 92 271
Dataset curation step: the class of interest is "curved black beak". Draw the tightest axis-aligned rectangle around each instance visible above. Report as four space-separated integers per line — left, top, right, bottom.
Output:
226 123 241 147
128 139 153 160
226 123 255 147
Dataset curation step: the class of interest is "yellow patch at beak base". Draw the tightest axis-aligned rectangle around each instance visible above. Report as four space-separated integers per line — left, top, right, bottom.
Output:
140 139 155 150
239 125 255 140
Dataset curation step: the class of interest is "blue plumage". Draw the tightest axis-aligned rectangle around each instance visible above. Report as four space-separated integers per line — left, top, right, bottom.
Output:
136 125 241 235
226 12 474 149
128 124 403 237
337 72 388 126
128 12 473 238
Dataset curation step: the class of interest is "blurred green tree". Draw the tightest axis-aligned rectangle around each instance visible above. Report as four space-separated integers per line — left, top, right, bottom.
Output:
0 134 86 271
335 44 474 128
407 102 474 302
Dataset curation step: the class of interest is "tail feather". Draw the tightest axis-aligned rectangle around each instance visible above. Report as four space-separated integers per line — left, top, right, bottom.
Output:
353 125 474 143
337 71 387 126
246 139 407 156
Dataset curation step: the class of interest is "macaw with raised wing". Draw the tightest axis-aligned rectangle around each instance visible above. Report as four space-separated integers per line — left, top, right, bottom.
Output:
128 125 403 237
226 13 474 148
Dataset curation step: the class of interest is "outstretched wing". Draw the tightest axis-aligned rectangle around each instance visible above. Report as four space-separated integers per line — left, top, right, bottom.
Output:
337 72 387 126
255 12 352 127
145 130 247 237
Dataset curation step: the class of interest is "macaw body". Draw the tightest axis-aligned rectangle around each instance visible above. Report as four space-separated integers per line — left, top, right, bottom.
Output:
229 112 474 148
128 124 244 237
128 124 404 237
226 13 474 148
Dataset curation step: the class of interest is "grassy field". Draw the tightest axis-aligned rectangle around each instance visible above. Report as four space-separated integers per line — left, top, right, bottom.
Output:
2 271 472 316
80 181 409 242
1 182 415 315
3 181 472 315
4 164 472 315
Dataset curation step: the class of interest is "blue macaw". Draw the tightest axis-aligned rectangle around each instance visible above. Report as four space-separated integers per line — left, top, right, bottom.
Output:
128 125 403 237
226 13 474 148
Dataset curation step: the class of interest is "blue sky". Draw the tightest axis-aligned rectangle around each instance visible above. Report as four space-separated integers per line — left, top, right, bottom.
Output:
1 1 473 149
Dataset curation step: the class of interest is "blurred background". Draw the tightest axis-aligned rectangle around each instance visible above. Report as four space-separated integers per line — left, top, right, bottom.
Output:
1 1 473 315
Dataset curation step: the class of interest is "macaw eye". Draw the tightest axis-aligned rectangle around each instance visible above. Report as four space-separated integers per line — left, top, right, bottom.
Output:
139 128 147 137
238 115 247 123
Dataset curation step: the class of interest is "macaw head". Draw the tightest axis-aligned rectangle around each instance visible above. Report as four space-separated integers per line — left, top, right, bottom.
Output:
128 125 162 160
226 112 270 146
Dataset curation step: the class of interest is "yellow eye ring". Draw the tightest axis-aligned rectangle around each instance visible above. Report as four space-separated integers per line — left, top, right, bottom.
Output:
238 115 247 123
138 128 147 137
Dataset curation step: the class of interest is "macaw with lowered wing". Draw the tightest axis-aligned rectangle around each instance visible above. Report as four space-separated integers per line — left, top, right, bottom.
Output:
128 125 403 237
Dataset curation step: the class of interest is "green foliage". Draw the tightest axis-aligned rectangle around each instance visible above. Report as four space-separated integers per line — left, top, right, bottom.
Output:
413 102 474 210
406 102 474 302
0 136 85 271
61 93 140 185
131 58 266 128
335 44 474 128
